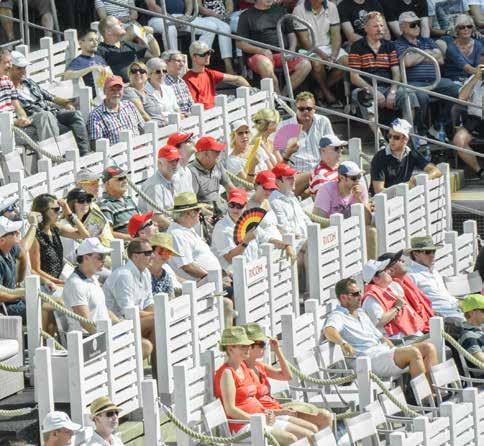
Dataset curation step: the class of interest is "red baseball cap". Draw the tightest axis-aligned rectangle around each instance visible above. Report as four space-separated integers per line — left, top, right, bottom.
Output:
127 211 154 237
104 75 124 90
255 170 278 190
272 163 297 178
195 136 225 152
228 188 248 205
158 145 181 161
167 132 193 147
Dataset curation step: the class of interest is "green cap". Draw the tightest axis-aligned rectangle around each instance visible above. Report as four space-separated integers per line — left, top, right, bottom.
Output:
460 294 484 313
243 323 268 342
219 326 254 347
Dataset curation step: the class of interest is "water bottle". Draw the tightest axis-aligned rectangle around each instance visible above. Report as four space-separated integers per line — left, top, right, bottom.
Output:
437 123 446 143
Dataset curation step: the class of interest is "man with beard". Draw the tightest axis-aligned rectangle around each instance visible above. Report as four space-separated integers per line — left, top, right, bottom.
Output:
88 396 124 445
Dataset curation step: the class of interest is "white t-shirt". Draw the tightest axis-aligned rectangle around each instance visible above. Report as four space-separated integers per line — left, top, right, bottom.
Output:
87 430 124 446
63 270 110 332
226 148 270 175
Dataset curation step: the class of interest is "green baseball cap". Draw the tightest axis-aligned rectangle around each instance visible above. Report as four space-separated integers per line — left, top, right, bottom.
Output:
460 294 484 313
243 323 268 342
219 326 254 347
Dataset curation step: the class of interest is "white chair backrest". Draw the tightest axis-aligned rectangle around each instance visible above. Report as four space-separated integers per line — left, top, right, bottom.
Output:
313 427 338 446
11 170 48 215
202 398 231 437
233 255 270 329
292 438 310 446
65 149 104 180
410 373 435 407
169 113 202 140
389 431 425 446
237 84 272 123
316 342 348 371
38 158 76 199
378 386 408 416
344 411 379 443
0 182 20 210
443 270 482 298
374 192 406 256
445 221 478 276
433 242 455 278
192 104 225 142
430 359 462 404
364 400 388 429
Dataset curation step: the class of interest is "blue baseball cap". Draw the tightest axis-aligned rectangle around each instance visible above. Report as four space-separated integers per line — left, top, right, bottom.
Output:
338 161 363 176
319 134 348 148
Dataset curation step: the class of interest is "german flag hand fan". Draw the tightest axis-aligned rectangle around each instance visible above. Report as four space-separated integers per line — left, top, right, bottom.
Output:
233 207 267 245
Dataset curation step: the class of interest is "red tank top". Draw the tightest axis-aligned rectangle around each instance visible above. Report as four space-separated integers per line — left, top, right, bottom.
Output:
214 362 265 432
251 362 282 410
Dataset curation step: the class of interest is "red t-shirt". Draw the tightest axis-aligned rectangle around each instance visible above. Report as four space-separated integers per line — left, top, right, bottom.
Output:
182 68 225 109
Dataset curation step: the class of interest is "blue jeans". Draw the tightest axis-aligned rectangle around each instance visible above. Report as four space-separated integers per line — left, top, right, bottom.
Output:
5 299 26 322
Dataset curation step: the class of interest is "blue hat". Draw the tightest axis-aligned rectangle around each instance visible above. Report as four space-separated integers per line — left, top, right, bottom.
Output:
337 161 363 176
319 134 348 148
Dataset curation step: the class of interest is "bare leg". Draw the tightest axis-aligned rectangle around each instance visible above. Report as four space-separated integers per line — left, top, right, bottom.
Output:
270 429 297 446
0 8 14 40
295 409 333 430
255 57 280 94
41 13 54 37
413 341 438 375
288 59 311 92
223 297 234 328
311 60 336 104
286 416 318 433
454 127 481 173
393 346 426 378
294 171 311 197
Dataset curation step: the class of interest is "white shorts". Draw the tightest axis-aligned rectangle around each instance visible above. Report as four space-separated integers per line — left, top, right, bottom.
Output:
317 45 348 61
233 415 289 434
370 347 408 378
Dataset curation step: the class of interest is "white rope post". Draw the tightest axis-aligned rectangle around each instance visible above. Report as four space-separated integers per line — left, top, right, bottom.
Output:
462 387 480 442
26 274 41 386
439 402 457 445
67 331 86 426
173 363 190 446
260 78 275 109
348 138 362 168
463 219 478 265
438 162 452 231
250 414 268 446
96 318 115 401
373 193 388 256
429 316 445 363
142 379 162 446
154 291 173 404
0 111 14 154
125 306 144 405
214 94 230 145
110 239 124 270
356 356 372 408
35 347 54 446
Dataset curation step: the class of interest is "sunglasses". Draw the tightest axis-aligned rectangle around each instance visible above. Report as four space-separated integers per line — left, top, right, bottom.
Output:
103 411 119 418
140 220 153 231
348 290 362 297
116 176 127 182
388 134 402 141
130 68 147 74
134 250 153 256
49 207 61 213
333 146 346 152
77 197 92 204
297 106 315 112
253 341 266 348
408 21 420 28
2 204 17 213
457 24 473 30
418 249 436 255
228 202 245 209
196 51 212 57
346 174 362 181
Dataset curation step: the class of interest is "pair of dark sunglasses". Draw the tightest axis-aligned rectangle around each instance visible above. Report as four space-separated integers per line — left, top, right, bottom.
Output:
133 250 153 256
196 51 212 57
408 21 420 28
2 204 17 213
457 24 473 30
346 174 362 181
228 202 245 209
252 341 266 348
154 69 167 74
77 197 92 204
50 207 61 213
297 106 315 112
103 411 119 418
388 134 402 141
130 68 147 75
140 220 154 231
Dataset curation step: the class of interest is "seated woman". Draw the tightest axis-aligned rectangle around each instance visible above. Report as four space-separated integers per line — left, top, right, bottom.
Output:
441 14 482 82
226 120 272 182
214 326 317 446
244 323 333 430
252 109 283 167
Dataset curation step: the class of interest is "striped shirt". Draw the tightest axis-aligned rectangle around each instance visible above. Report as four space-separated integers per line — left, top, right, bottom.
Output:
165 74 194 114
87 100 144 145
0 75 17 113
99 193 139 234
94 0 134 19
309 161 339 194
394 37 438 82
349 38 399 82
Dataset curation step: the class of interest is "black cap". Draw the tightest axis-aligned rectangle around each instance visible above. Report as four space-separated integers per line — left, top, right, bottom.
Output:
66 188 94 202
377 250 404 265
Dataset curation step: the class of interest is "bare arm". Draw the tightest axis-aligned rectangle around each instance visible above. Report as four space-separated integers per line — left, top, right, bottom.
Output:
341 22 363 43
350 72 372 89
371 180 385 194
459 69 482 101
324 326 355 355
112 228 132 241
330 25 342 57
222 73 251 87
96 6 107 19
470 5 484 28
145 0 162 12
127 97 151 121
420 17 430 38
263 339 292 380
145 33 161 58
63 65 105 81
473 351 484 362
71 305 97 333
181 263 207 279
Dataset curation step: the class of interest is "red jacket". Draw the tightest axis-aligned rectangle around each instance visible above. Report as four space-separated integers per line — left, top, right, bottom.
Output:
363 284 427 337
394 275 434 332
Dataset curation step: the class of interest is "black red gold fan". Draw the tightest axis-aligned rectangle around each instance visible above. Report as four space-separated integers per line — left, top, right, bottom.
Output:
233 207 267 245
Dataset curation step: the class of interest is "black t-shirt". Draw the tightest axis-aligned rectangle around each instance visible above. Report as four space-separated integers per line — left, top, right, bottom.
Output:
338 0 385 35
0 244 19 290
381 0 428 22
369 146 430 193
97 41 146 82
236 6 294 54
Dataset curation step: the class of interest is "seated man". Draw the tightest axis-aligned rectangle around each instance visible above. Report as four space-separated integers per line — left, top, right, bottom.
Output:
236 0 311 95
382 0 430 38
9 51 90 156
127 212 157 240
183 41 250 110
88 75 144 147
406 236 465 320
361 258 427 340
324 277 438 378
167 131 195 193
163 50 194 115
103 238 156 356
309 135 345 195
456 294 484 369
377 250 434 332
99 167 139 240
452 65 484 180
370 118 442 194
349 12 419 133
97 16 160 82
42 411 80 446
394 12 460 137
278 91 335 173
64 29 108 94
88 396 124 446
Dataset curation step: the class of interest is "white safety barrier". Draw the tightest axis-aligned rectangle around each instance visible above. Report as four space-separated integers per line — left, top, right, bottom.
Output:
374 192 406 256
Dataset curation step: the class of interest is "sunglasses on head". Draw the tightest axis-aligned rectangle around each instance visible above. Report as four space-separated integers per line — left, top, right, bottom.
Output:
388 134 402 140
228 202 245 209
134 250 153 256
130 68 146 74
103 411 119 418
457 24 473 30
346 174 362 181
196 51 212 57
297 106 315 112
408 21 420 28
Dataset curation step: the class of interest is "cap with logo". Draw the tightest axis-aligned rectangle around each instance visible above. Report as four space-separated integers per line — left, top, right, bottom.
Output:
104 75 124 90
90 396 121 417
338 160 363 176
167 132 193 147
377 250 404 266
102 166 126 183
272 163 297 178
158 145 181 161
195 136 226 152
11 50 29 68
77 237 113 256
255 170 278 190
127 211 154 237
228 188 248 205
390 118 412 138
362 259 391 283
398 11 420 23
42 411 81 434
189 40 214 57
460 293 484 313
319 134 348 148
0 216 22 237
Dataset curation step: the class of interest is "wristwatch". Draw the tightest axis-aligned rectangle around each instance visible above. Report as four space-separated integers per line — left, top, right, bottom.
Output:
241 242 249 248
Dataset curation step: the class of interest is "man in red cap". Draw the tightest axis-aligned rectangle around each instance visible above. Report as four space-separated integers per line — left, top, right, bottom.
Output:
167 132 196 195
127 212 157 239
212 188 259 275
87 75 144 148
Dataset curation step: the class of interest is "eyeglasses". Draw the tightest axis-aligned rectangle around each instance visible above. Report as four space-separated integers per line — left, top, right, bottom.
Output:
103 411 119 418
408 21 421 28
116 176 127 182
77 197 92 204
49 207 61 213
228 202 245 209
196 51 212 57
154 69 167 74
388 134 402 141
140 220 153 231
297 106 315 112
348 290 362 297
130 68 147 74
134 250 153 256
457 24 473 30
346 174 362 181
253 341 266 348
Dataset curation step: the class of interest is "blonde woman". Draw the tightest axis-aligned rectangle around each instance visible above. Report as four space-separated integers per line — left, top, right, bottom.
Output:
252 108 283 166
214 327 317 446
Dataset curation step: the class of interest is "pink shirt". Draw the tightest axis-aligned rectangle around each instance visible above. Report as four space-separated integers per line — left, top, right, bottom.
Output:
314 181 368 218
309 161 339 195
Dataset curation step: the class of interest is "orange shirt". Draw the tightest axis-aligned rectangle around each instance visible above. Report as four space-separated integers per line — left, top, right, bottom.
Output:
251 362 282 410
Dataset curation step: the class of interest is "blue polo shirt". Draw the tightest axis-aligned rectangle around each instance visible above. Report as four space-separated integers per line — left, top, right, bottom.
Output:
0 244 19 290
395 36 439 82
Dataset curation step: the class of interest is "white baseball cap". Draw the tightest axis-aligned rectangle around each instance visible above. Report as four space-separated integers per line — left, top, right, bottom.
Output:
362 259 391 283
11 50 29 68
319 134 348 148
337 160 363 177
230 119 249 133
390 118 412 138
76 237 113 256
0 197 18 214
42 411 81 434
0 216 22 237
